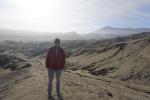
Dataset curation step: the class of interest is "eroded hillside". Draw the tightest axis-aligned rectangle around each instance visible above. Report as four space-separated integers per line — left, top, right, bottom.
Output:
66 33 150 85
0 32 150 100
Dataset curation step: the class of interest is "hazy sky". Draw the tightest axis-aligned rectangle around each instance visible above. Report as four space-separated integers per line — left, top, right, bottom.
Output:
0 0 150 34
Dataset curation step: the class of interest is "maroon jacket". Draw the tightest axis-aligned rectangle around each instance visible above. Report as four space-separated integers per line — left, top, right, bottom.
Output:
45 46 65 70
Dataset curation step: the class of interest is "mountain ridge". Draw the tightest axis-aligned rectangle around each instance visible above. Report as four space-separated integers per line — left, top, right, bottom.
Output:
80 26 150 39
0 26 150 41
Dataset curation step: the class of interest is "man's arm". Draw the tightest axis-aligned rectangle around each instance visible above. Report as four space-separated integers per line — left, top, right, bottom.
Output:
61 49 66 69
45 48 51 69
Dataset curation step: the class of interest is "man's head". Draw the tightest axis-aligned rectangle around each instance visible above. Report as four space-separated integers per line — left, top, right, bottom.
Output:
54 38 60 47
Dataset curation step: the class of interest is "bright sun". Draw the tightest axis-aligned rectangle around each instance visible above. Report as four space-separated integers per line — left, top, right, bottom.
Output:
16 0 64 22
12 0 73 33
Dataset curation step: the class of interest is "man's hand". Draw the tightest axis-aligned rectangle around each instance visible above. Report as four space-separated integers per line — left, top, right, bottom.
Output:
46 66 48 69
63 68 65 71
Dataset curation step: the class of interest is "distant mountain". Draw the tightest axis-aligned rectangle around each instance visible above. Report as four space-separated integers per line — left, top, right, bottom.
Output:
80 26 150 39
0 29 83 42
1 27 150 41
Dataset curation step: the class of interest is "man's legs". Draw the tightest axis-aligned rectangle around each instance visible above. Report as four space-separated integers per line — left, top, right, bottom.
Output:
55 69 62 95
48 68 54 96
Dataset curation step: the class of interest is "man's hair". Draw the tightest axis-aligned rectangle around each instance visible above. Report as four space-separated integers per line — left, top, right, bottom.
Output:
54 38 60 44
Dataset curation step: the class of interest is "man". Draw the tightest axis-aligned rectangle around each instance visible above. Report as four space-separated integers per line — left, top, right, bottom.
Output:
45 38 65 98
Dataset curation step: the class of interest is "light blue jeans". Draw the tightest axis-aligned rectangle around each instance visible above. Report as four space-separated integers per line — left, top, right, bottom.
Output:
48 68 62 95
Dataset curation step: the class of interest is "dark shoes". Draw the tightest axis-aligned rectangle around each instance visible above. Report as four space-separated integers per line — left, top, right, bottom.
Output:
48 94 52 98
48 95 55 100
57 91 60 96
48 92 52 99
48 91 62 100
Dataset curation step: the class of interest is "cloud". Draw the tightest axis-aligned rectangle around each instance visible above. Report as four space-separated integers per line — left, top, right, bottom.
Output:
0 0 150 33
134 10 150 18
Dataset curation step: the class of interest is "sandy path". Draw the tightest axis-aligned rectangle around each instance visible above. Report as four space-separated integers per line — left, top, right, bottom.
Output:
1 59 150 100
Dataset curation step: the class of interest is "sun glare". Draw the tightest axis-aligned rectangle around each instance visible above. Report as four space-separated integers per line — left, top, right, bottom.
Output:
16 0 63 22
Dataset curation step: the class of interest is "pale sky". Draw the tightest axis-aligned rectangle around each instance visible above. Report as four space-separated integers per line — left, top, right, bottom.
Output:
0 0 150 34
